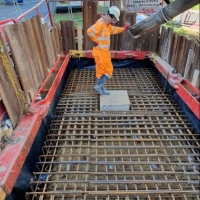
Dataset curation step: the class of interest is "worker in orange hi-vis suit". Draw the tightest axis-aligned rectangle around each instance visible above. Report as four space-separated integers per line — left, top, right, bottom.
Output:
87 6 130 95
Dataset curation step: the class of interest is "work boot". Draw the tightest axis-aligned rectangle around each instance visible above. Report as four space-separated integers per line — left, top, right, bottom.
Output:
94 79 103 95
100 75 110 95
101 86 110 95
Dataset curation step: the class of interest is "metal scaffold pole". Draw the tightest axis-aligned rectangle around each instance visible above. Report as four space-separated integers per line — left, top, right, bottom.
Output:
12 0 22 18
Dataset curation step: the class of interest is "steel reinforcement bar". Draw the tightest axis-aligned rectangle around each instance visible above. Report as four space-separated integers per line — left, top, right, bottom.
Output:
26 67 200 200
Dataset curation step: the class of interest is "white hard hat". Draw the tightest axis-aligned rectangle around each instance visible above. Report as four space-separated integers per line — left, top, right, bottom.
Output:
108 6 120 21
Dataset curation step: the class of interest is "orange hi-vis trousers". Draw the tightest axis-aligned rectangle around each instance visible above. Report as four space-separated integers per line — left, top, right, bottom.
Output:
93 46 113 79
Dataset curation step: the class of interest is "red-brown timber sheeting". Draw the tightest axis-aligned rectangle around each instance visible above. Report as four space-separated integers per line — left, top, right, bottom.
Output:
22 20 43 90
4 22 36 101
3 15 61 103
60 20 76 52
83 0 98 50
158 27 199 90
31 16 49 79
41 23 56 71
0 34 23 127
188 43 199 81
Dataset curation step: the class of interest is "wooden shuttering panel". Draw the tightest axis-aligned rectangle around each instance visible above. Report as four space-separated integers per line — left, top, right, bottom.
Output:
158 27 200 89
41 23 62 69
0 15 61 126
0 34 23 127
110 19 120 51
188 43 199 82
30 16 49 79
41 23 57 70
51 23 62 58
117 11 136 51
60 1 160 51
82 7 158 51
60 20 76 52
83 0 98 50
131 27 160 51
4 15 61 102
173 36 188 74
4 22 36 100
145 28 160 51
22 20 43 90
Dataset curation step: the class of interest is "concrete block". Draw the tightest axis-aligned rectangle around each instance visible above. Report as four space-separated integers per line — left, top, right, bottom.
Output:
100 90 130 111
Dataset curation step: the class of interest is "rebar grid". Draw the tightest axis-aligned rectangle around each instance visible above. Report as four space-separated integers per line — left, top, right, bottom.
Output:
26 68 200 200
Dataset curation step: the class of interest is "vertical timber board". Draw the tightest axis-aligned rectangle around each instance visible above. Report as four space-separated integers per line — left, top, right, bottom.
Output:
77 25 83 51
0 34 23 127
83 0 97 50
110 0 121 8
169 33 179 69
52 25 61 55
123 12 136 50
180 38 193 75
191 69 200 90
110 26 119 50
160 27 169 60
172 35 182 72
184 49 195 79
53 25 59 53
169 32 176 65
174 36 187 73
157 26 165 57
117 10 125 50
60 20 76 52
31 16 49 78
51 26 58 55
110 0 121 50
55 23 62 54
49 28 57 62
22 21 43 90
165 28 174 62
168 30 176 64
187 43 199 81
134 32 148 50
27 19 45 81
110 18 121 50
41 23 55 70
4 23 35 101
132 22 154 51
147 27 160 52
142 33 148 50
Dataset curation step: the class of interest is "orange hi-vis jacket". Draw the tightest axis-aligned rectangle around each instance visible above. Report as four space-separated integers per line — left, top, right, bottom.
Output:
87 17 125 78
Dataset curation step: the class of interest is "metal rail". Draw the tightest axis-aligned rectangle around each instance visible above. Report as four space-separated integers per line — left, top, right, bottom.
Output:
26 67 200 200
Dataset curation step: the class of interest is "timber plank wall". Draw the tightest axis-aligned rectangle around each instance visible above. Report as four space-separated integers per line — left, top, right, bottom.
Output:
158 26 199 89
0 15 62 126
0 7 199 127
61 1 199 89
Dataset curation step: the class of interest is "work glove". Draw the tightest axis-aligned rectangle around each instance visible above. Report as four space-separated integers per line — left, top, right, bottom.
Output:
124 23 130 30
